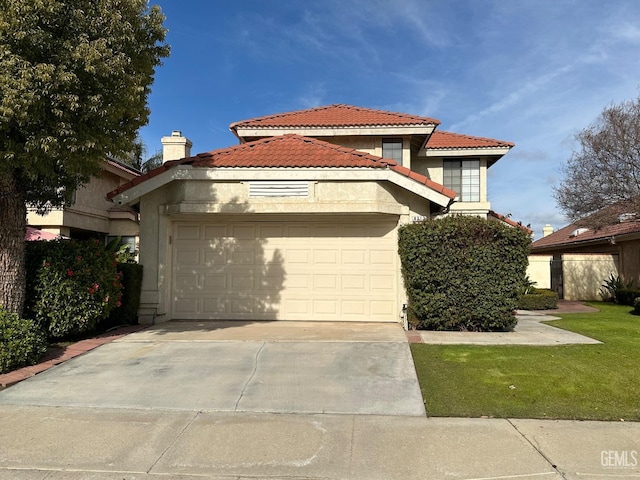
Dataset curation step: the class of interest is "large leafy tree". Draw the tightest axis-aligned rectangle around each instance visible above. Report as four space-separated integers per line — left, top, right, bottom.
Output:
555 95 640 227
0 0 169 314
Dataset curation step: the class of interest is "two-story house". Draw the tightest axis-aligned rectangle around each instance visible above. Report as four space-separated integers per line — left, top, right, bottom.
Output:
27 158 141 251
108 104 514 324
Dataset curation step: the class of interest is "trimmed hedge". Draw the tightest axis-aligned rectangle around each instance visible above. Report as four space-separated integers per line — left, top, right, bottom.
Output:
517 289 559 310
633 297 640 315
398 216 531 331
0 307 47 374
615 288 640 306
25 239 122 339
102 262 143 328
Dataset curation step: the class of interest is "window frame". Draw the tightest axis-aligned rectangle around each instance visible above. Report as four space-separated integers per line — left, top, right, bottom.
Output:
382 138 403 165
443 159 480 202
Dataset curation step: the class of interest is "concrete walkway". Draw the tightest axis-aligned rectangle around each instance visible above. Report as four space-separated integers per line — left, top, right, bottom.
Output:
0 405 638 479
409 310 602 345
0 311 638 479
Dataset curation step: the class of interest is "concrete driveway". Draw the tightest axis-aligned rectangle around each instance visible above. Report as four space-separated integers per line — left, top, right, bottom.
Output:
0 321 426 416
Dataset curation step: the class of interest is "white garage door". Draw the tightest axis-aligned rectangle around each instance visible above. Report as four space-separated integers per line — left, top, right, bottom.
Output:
171 218 399 321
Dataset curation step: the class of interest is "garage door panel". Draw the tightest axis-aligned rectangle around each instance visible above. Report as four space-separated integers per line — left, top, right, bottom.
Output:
313 249 338 264
171 220 398 321
342 249 366 264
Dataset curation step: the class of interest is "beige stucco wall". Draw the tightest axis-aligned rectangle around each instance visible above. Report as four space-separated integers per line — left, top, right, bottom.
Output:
27 164 139 237
136 178 435 323
562 253 619 301
527 255 552 289
321 135 412 169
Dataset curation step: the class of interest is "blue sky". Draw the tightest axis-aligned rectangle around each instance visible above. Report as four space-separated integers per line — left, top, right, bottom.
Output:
139 0 640 238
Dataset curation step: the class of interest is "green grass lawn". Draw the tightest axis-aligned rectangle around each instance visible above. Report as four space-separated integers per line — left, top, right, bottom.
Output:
411 302 640 420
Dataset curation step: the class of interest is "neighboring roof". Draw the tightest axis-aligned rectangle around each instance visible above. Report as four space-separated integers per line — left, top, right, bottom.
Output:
230 104 440 130
531 203 640 251
488 210 533 234
108 134 456 201
427 131 514 150
25 227 65 241
106 158 142 176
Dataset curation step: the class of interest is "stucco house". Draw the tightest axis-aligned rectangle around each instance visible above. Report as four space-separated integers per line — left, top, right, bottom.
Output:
27 158 141 251
530 202 640 300
108 104 514 324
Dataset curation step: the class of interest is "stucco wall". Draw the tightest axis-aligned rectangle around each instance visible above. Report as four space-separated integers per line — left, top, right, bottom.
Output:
562 253 619 301
135 178 435 323
527 255 552 289
619 239 640 285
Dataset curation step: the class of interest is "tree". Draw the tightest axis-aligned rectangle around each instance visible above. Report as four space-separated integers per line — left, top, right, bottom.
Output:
0 0 169 315
555 95 640 227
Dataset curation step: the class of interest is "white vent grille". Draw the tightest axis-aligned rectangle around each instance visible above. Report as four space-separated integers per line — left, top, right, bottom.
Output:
249 181 309 197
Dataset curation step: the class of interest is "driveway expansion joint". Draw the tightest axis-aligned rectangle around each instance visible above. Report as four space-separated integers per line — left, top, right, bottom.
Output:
147 410 201 475
507 418 568 480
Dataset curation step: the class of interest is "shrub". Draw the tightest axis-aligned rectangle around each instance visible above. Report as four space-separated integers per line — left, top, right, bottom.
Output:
398 216 531 331
517 288 559 310
600 274 633 302
25 239 123 339
633 297 640 315
101 262 143 328
0 307 47 374
615 288 640 306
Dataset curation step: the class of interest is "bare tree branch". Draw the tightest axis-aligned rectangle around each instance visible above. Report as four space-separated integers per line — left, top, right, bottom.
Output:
554 95 640 227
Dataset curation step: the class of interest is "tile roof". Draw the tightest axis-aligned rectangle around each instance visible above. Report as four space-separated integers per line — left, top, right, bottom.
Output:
108 134 456 200
531 202 640 250
230 104 440 130
427 131 514 149
488 210 533 234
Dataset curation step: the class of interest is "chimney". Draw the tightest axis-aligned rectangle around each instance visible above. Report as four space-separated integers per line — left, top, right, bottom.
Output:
161 130 192 163
542 224 554 237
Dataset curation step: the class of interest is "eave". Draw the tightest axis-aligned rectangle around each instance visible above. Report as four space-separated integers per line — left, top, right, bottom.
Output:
110 165 454 210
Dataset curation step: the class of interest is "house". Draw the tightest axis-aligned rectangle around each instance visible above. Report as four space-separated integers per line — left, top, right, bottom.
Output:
529 202 640 300
108 104 514 324
27 158 141 251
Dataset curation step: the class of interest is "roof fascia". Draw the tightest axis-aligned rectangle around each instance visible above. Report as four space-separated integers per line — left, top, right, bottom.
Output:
423 147 512 157
234 125 436 139
110 166 452 209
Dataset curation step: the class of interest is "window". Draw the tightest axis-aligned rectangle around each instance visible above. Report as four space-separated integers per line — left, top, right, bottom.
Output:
382 138 403 165
443 159 480 202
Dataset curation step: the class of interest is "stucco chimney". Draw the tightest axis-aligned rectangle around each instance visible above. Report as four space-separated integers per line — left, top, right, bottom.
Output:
161 130 192 163
542 224 554 237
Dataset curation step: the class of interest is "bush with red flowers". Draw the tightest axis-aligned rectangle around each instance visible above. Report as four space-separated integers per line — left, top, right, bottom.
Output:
25 239 123 339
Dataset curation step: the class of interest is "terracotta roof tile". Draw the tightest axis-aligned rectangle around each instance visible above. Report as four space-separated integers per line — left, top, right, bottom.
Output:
230 104 440 130
108 134 455 201
427 131 514 149
189 134 397 168
488 210 533 234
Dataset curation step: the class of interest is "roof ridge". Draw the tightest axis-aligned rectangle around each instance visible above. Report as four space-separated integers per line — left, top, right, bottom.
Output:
230 104 440 129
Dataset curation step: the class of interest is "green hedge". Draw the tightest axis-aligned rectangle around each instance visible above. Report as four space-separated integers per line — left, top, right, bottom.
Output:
0 307 47 374
25 240 122 339
517 289 559 310
398 216 531 331
615 288 640 306
102 263 143 328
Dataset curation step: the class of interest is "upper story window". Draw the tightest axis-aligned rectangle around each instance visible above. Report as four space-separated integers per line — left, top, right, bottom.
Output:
382 138 403 165
443 159 480 202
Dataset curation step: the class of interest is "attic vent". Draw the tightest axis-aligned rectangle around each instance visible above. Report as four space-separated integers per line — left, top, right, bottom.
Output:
618 213 637 223
249 181 309 197
569 227 589 238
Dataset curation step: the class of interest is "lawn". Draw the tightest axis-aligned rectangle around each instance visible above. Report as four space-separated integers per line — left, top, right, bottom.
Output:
411 302 640 420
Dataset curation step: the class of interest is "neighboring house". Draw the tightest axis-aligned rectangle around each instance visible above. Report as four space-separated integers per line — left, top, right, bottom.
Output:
108 104 515 324
530 203 640 300
27 158 141 251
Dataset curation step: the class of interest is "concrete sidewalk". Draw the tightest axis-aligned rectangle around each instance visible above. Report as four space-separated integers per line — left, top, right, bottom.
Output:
0 405 638 479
